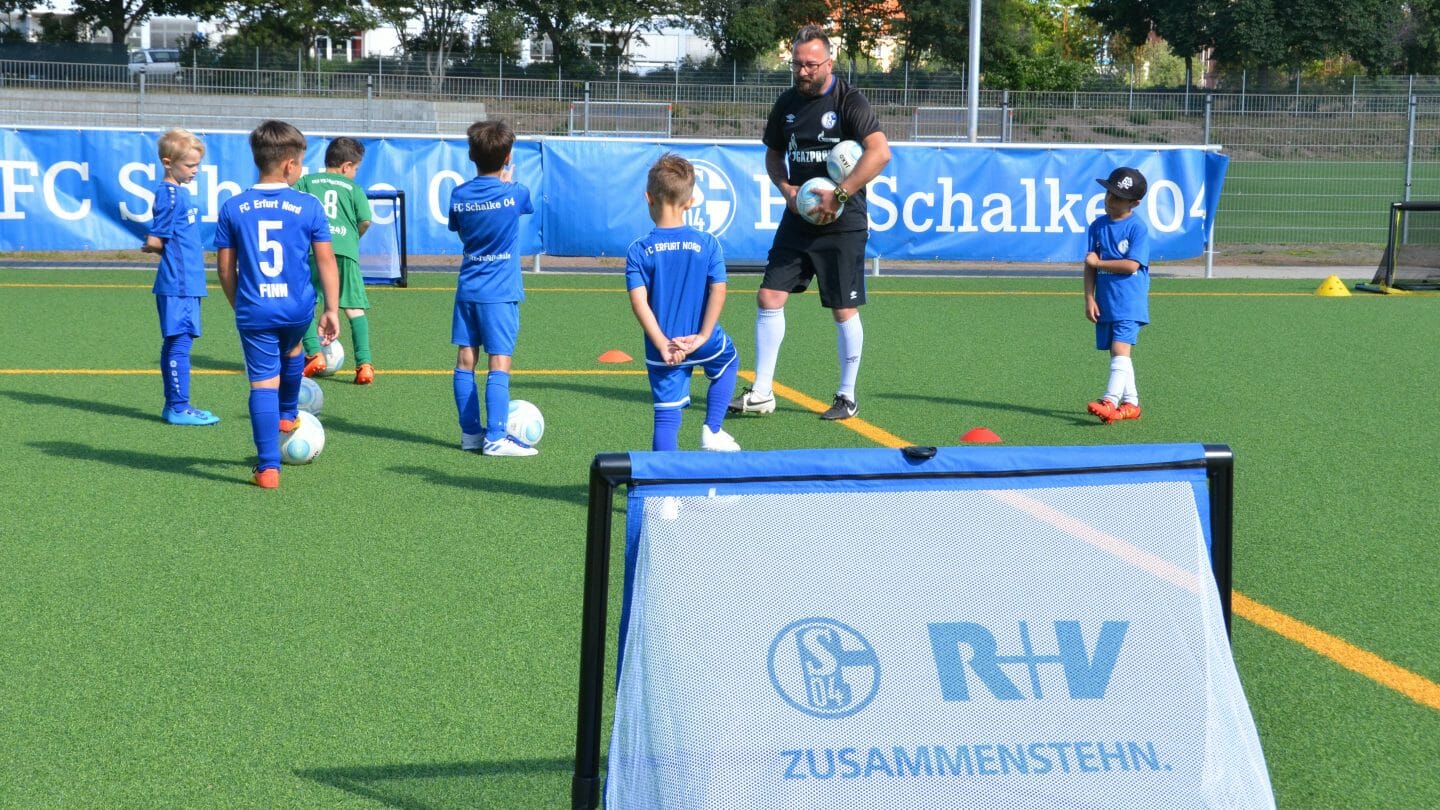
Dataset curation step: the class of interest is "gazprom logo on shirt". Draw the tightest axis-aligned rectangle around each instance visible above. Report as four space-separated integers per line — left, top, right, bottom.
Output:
686 159 736 237
769 618 880 719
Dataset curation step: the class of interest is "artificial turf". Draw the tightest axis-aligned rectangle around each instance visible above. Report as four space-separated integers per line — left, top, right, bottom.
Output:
1 267 1436 807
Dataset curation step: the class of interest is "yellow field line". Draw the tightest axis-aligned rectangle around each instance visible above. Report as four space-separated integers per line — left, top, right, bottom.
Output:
7 363 1436 711
1232 593 1440 710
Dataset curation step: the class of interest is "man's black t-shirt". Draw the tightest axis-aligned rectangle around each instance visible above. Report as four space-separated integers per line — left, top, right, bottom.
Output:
763 76 882 235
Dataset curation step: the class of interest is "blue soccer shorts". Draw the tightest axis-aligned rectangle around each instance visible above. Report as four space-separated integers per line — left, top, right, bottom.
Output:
240 324 308 381
647 329 737 410
452 301 519 356
156 295 203 338
1096 319 1144 350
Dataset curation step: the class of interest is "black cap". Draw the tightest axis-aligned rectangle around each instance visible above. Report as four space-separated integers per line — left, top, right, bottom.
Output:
1096 167 1147 200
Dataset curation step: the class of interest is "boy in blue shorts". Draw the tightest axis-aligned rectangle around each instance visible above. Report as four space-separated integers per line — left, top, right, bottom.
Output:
215 120 340 488
142 127 219 426
626 153 740 452
1084 166 1151 424
448 120 537 457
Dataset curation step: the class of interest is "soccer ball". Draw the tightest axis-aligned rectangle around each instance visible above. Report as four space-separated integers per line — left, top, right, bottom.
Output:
297 377 323 414
506 399 545 446
280 410 325 464
827 140 863 183
796 177 842 225
316 338 344 377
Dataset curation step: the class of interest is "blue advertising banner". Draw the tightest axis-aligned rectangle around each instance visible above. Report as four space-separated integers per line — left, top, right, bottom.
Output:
1 127 1225 264
0 127 542 256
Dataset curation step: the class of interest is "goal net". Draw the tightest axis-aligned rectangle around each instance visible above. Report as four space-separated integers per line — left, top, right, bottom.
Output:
1367 201 1440 291
360 189 407 287
573 444 1273 810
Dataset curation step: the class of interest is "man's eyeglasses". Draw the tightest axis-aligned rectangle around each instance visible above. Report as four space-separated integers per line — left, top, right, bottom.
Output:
790 59 831 71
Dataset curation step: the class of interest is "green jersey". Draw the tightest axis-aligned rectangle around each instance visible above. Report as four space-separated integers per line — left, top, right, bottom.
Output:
294 172 372 261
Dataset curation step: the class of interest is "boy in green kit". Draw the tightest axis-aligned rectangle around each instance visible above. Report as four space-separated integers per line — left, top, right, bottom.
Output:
295 136 376 384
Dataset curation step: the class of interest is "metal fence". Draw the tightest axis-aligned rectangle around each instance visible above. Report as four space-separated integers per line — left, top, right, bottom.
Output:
8 57 1440 255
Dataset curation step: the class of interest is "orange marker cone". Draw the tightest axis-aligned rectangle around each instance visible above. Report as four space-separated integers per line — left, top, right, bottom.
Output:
598 349 633 363
961 427 1002 444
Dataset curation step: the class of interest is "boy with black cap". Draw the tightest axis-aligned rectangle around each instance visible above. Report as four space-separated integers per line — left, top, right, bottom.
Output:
1084 166 1150 424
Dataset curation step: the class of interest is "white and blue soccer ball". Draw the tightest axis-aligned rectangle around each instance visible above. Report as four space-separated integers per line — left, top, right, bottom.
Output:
506 399 545 446
827 140 863 183
796 177 841 225
297 377 323 414
317 338 344 377
280 410 325 464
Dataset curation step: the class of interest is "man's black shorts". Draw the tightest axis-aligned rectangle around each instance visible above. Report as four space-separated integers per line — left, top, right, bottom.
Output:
761 227 868 309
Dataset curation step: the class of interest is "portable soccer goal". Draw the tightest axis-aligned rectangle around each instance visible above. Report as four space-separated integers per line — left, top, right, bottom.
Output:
573 443 1274 810
1360 201 1440 292
361 189 407 287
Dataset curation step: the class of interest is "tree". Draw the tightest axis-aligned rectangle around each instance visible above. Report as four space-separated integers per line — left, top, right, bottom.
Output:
1211 0 1284 73
1399 0 1440 74
897 0 1033 76
1082 0 1220 87
512 0 593 70
217 0 376 64
372 0 478 83
690 0 782 65
1 1 42 42
60 1 216 58
590 0 677 69
831 0 894 71
475 4 527 59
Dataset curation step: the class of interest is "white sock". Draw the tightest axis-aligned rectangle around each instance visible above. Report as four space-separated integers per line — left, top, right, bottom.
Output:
1122 357 1139 405
1105 356 1132 404
836 315 863 400
752 307 785 395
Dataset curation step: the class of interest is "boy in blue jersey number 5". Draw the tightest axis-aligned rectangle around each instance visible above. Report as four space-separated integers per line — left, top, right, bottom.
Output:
447 120 537 457
1084 166 1151 424
626 153 741 452
216 120 340 488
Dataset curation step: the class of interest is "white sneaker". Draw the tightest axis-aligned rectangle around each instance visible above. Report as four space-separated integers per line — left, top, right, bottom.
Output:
461 432 484 451
701 425 741 452
728 387 776 415
482 436 538 457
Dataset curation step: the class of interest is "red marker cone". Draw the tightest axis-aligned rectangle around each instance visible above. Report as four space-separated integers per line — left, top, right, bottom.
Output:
598 349 633 363
961 427 1002 444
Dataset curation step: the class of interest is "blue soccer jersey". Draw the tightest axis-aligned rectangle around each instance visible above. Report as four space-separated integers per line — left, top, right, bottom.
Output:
1088 213 1151 324
149 181 206 297
625 225 728 363
448 176 534 304
214 183 331 330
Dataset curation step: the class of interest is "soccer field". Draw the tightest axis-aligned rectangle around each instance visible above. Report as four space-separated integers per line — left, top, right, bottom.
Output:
1 267 1437 808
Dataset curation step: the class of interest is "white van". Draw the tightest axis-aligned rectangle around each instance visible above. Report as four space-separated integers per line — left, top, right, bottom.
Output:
128 48 183 79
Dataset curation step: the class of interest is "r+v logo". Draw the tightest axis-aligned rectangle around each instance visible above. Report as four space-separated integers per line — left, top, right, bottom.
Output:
928 620 1130 701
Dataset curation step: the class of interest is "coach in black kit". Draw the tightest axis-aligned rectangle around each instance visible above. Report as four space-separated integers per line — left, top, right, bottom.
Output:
729 24 892 422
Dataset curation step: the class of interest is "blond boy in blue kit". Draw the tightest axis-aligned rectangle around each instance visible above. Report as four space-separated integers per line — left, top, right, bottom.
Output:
142 128 220 426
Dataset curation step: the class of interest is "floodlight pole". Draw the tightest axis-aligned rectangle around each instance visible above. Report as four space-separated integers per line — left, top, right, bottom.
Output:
967 0 982 143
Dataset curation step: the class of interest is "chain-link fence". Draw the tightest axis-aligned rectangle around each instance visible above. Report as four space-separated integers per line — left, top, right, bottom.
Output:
8 56 1440 256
